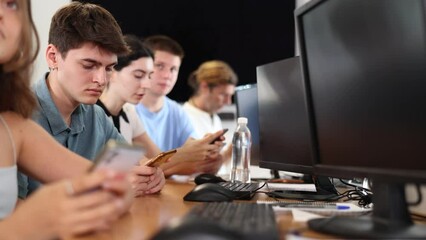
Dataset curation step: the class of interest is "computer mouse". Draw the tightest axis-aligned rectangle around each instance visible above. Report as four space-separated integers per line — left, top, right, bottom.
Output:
194 173 226 185
183 183 236 202
151 218 241 240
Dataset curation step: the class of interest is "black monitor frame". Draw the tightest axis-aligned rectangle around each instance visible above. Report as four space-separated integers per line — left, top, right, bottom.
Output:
256 56 337 200
296 0 426 238
234 84 260 166
257 57 313 174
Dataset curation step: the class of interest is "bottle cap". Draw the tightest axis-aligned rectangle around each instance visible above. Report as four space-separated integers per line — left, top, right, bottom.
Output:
237 117 248 124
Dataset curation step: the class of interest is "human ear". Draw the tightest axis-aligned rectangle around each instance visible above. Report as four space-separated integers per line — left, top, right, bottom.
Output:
46 44 59 70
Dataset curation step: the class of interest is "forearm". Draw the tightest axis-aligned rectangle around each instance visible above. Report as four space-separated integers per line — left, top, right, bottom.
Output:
161 161 198 177
170 149 191 162
0 210 53 240
19 120 91 182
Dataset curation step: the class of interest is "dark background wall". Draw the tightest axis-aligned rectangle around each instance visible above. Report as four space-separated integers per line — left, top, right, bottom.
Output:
81 0 296 102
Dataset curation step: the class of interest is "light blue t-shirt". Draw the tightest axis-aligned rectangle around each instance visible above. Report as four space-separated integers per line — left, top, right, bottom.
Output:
18 73 126 197
135 97 198 151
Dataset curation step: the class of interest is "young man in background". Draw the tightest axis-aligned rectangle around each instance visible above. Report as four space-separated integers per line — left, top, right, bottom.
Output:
136 35 225 176
183 60 238 172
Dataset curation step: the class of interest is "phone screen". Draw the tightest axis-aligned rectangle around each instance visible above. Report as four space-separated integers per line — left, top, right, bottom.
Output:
89 140 145 172
210 128 229 144
145 149 177 167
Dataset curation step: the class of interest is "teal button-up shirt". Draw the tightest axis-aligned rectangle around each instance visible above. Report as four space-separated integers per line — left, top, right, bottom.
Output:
18 73 126 198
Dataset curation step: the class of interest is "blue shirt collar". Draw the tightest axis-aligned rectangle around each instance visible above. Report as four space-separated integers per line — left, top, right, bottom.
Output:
34 73 86 135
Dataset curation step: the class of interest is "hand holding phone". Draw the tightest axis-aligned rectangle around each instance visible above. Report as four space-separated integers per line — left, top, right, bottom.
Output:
144 149 177 167
209 128 229 144
89 140 145 172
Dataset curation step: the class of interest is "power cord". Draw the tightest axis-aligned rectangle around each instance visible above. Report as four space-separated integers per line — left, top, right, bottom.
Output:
233 181 268 200
324 179 373 207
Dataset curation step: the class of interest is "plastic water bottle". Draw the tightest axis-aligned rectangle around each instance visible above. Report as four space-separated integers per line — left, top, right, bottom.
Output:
230 117 251 183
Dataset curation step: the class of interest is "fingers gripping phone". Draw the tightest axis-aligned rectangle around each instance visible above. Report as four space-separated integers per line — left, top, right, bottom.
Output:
209 128 229 144
144 149 177 167
89 140 145 172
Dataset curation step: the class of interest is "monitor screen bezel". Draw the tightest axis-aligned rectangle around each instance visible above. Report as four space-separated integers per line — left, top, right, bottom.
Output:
234 83 261 166
256 57 316 175
296 1 426 238
295 0 426 183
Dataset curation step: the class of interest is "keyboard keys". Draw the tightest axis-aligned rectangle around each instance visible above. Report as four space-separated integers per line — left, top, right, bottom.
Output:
186 202 279 240
218 181 260 200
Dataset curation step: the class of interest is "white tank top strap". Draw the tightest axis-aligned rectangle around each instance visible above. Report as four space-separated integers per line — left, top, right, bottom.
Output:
0 114 17 164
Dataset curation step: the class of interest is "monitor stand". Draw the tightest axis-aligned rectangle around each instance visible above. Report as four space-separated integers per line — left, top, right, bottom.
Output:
308 180 426 239
266 175 339 201
272 170 280 178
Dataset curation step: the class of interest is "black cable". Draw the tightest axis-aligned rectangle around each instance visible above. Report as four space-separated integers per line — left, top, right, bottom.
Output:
263 178 372 207
334 188 373 207
264 181 282 202
339 179 372 194
336 179 373 207
234 181 268 200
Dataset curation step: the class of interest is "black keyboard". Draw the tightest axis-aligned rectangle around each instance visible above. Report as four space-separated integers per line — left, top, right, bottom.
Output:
218 181 260 200
184 202 279 240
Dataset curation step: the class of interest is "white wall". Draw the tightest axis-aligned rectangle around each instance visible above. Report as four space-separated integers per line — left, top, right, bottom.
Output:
30 0 70 83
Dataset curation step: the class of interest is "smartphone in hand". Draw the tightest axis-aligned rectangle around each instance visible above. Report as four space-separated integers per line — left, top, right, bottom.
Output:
209 128 229 144
88 140 145 172
144 149 177 167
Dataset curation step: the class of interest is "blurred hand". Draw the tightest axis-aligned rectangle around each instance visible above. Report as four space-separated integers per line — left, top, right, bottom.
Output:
9 170 132 239
171 129 226 163
199 153 224 174
160 130 226 177
129 165 165 197
161 154 223 176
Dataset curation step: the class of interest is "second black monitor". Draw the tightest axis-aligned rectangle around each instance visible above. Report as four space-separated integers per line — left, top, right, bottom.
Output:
256 56 314 174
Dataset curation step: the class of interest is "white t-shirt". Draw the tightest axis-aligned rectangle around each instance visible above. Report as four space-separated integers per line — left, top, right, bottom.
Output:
97 100 146 144
182 102 232 176
120 103 146 144
182 102 222 138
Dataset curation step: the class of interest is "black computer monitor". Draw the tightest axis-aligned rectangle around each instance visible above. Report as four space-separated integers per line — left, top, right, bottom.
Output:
256 56 337 200
257 57 312 173
297 0 426 238
234 84 260 166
